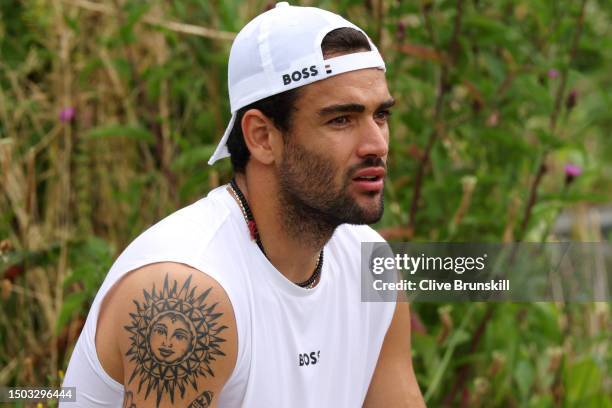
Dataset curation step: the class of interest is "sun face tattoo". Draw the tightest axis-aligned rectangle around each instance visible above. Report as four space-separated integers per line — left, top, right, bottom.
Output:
124 274 227 407
149 312 194 364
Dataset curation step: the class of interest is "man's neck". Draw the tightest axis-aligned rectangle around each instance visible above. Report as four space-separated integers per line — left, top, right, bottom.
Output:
234 173 334 285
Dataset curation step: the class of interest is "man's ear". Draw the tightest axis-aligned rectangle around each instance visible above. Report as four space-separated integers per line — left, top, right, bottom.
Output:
241 109 282 165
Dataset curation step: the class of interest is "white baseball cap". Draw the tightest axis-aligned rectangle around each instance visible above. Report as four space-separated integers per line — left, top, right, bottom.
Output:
208 1 386 165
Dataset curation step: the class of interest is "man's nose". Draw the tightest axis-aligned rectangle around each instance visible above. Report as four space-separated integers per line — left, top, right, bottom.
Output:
356 118 389 159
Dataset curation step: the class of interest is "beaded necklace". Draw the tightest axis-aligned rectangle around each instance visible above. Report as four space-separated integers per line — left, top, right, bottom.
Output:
228 178 323 289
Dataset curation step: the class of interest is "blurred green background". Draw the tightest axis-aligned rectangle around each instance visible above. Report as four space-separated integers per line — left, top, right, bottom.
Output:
0 0 610 406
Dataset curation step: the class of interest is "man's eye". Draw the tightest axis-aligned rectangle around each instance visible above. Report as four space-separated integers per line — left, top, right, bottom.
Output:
328 116 350 126
375 110 392 122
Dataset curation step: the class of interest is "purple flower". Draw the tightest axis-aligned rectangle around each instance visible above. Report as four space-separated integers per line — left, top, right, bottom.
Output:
564 164 582 178
566 89 578 110
547 69 559 79
59 107 75 123
564 164 582 185
396 21 406 40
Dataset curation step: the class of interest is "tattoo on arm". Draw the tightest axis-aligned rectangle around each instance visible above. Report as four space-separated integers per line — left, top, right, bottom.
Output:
123 390 136 408
124 274 227 407
188 390 214 407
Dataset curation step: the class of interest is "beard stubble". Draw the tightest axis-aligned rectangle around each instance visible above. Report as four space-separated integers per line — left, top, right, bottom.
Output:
277 138 385 245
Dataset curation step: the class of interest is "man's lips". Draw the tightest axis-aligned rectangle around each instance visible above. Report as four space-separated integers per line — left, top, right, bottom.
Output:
352 167 386 179
351 167 386 192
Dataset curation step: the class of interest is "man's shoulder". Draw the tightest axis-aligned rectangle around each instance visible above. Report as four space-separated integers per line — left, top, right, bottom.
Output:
99 262 238 407
121 187 232 257
152 186 231 238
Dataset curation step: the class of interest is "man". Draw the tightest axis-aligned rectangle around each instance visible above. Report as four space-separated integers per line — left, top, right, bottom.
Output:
63 2 425 407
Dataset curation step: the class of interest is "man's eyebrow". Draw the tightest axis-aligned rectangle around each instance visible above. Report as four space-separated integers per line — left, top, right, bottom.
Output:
377 98 396 111
318 103 365 116
317 98 396 116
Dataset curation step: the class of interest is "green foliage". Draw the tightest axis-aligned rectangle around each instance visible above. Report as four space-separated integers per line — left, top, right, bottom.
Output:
0 0 610 405
57 237 114 333
86 124 155 143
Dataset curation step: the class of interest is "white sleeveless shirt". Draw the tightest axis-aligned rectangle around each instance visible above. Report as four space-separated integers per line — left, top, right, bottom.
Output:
62 185 395 407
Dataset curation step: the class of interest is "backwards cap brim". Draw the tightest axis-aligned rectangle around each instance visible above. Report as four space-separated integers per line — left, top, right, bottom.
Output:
208 113 236 165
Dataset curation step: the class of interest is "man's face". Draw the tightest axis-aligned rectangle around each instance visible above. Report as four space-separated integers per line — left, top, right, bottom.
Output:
277 68 393 226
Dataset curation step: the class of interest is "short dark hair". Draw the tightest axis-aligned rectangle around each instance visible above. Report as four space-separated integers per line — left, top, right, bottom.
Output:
226 27 372 173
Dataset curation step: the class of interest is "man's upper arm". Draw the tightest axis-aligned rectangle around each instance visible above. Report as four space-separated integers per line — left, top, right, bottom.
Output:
363 300 426 408
107 262 237 408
